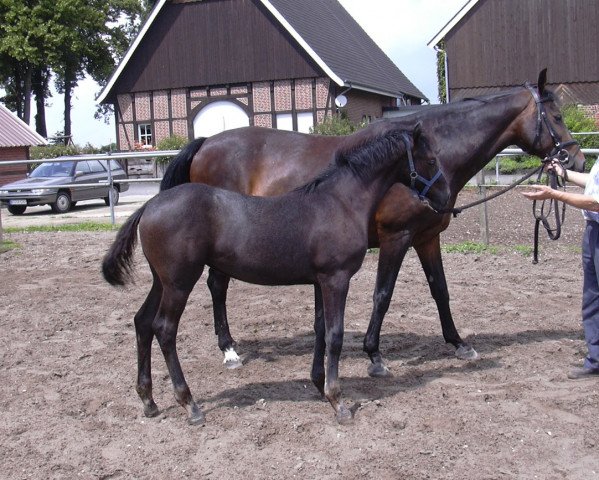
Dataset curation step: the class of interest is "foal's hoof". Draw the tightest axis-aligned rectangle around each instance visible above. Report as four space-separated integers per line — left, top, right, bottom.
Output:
223 348 243 369
143 402 160 418
367 362 392 378
335 405 353 425
224 358 243 370
455 345 479 361
187 407 206 426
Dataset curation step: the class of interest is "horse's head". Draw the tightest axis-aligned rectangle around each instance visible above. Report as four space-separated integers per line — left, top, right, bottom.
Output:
401 124 451 210
519 69 585 172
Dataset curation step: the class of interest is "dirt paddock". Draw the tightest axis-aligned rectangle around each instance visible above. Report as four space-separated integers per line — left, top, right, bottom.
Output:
1 188 598 479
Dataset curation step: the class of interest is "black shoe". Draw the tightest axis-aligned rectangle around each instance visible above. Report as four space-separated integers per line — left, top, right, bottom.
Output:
567 367 599 380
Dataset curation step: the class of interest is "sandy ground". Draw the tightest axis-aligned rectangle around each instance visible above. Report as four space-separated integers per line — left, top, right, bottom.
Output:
1 187 598 479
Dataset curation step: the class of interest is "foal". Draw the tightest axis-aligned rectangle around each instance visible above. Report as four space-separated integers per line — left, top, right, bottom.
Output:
102 126 449 425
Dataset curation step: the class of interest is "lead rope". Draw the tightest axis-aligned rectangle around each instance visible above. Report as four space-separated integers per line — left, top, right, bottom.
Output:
434 165 543 217
532 167 567 264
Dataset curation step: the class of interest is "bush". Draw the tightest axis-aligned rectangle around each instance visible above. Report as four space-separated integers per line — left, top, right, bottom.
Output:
157 135 189 151
310 113 366 135
156 135 189 165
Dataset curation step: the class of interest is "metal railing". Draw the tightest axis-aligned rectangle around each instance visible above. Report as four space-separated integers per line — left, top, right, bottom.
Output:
1 147 599 241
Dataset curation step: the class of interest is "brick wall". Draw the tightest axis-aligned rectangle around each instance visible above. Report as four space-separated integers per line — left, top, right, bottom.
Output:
115 77 337 148
0 147 28 185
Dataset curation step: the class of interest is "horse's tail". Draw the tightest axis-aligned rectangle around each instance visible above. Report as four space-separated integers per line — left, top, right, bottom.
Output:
102 204 148 286
160 137 207 191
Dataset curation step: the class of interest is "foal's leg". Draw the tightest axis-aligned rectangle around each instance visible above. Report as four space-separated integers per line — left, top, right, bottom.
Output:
414 237 478 360
154 281 205 425
207 268 242 369
134 274 163 418
310 284 326 396
318 275 352 424
363 233 412 377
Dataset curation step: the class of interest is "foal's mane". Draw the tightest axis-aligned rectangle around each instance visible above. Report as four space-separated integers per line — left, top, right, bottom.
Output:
298 130 409 194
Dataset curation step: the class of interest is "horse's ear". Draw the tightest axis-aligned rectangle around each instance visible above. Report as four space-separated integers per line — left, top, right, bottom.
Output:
412 122 422 144
538 69 547 94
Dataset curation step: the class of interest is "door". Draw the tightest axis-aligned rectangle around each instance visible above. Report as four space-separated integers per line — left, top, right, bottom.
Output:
193 101 250 138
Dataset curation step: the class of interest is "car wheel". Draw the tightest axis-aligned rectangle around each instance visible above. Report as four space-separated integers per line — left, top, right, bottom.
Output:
7 204 27 215
51 191 72 213
104 186 119 206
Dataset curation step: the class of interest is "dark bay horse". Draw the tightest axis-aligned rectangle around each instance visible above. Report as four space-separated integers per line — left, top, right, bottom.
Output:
161 70 585 377
102 128 450 425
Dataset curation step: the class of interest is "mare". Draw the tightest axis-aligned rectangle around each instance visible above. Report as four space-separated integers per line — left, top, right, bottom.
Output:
160 70 585 377
102 128 450 425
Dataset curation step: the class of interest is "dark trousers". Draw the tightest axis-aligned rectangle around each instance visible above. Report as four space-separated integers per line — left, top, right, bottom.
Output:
581 221 599 370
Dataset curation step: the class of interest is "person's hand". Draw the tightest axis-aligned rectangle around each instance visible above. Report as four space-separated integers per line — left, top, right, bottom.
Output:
545 160 566 179
522 184 556 201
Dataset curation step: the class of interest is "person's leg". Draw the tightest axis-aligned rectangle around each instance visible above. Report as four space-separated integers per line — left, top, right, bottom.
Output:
573 222 599 377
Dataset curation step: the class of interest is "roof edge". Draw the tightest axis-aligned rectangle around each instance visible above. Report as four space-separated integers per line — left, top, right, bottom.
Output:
259 0 344 86
0 104 48 146
427 0 479 48
97 0 168 104
345 82 427 103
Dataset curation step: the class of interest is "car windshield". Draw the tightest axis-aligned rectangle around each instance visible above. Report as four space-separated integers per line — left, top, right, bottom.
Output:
30 161 75 178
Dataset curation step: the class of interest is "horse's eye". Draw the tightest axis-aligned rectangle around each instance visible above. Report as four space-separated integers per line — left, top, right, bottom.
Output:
428 159 437 166
555 114 563 122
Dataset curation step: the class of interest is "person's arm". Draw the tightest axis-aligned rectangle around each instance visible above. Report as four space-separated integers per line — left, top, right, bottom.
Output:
522 185 599 211
549 162 589 188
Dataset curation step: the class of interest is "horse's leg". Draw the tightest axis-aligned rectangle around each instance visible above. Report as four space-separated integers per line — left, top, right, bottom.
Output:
134 272 162 418
414 237 479 360
363 233 412 377
154 281 205 425
310 283 326 396
207 268 242 369
318 274 352 424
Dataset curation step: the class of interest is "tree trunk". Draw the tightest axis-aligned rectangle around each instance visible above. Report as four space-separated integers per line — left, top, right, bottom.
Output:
63 72 73 145
22 64 32 125
33 67 49 138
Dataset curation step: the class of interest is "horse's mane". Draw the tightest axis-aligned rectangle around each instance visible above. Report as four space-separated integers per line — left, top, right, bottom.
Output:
298 130 409 194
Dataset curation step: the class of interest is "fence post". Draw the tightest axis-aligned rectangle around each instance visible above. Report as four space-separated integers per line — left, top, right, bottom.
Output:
107 158 115 225
477 170 489 245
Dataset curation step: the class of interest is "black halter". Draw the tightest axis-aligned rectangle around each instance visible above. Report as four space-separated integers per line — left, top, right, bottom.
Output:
400 132 444 199
524 82 580 168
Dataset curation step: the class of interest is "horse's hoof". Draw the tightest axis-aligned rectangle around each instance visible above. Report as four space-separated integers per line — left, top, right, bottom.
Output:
223 348 243 369
224 358 243 369
336 405 353 425
143 403 160 418
188 409 206 426
455 345 479 360
367 362 392 378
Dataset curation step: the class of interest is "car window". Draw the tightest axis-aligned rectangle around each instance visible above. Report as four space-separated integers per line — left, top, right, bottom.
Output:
88 160 106 173
99 159 124 171
75 161 91 174
30 161 75 178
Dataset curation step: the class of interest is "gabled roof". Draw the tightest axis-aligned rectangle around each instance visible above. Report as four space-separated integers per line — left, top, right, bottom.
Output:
0 104 47 148
427 0 478 48
98 0 426 103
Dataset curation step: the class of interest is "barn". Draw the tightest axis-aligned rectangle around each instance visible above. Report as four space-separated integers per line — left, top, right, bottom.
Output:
97 0 426 151
428 0 599 122
0 104 48 185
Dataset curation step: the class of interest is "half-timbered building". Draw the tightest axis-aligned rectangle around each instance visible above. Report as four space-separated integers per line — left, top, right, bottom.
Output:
98 0 426 150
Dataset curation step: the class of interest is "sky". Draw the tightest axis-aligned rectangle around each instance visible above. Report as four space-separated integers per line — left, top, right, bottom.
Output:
33 0 467 147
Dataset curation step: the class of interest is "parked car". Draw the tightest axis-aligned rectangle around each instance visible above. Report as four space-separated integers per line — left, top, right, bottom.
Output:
0 159 129 215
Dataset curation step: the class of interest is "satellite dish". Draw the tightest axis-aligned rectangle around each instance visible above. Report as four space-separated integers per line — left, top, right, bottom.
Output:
334 94 348 108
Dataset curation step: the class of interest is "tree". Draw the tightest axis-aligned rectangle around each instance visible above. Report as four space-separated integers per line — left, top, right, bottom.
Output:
0 0 143 139
51 0 142 143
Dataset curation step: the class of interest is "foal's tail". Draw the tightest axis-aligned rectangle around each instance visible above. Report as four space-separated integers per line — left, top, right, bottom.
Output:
102 204 148 286
160 137 207 191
